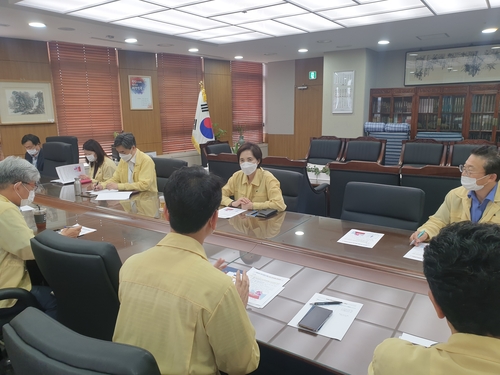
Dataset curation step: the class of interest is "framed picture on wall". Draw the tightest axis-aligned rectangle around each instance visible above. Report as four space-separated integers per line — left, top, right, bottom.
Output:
0 81 55 124
129 75 153 110
332 71 355 114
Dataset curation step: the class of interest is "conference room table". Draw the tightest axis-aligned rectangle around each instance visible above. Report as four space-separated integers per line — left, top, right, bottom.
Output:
27 181 451 375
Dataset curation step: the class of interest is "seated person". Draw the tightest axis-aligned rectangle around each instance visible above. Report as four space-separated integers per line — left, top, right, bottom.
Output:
0 157 80 319
96 132 157 192
410 145 500 244
21 134 44 172
113 166 259 375
79 139 117 183
369 221 500 375
221 142 286 211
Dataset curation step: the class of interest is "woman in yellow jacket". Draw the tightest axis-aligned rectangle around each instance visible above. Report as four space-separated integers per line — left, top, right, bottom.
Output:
79 139 117 183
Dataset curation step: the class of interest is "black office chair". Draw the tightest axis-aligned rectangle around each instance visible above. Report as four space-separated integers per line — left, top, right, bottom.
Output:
3 307 161 375
341 137 386 164
264 168 303 213
41 142 74 178
201 141 232 167
341 182 425 231
306 136 344 165
447 139 496 166
152 157 188 192
398 139 447 167
46 136 79 164
207 153 240 184
30 230 121 341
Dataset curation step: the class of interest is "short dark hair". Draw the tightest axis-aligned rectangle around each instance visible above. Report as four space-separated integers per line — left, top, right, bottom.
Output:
114 132 136 149
471 145 500 181
83 139 108 178
21 134 41 146
424 222 500 336
237 142 262 167
163 166 223 234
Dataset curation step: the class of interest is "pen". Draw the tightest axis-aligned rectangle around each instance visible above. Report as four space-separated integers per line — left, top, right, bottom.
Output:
94 181 99 191
409 230 426 246
310 301 342 306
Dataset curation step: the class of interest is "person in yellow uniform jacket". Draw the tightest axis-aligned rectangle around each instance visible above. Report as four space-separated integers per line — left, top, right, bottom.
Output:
79 139 117 183
95 132 157 192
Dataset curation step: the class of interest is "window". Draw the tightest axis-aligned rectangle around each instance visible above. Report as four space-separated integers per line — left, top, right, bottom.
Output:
231 61 263 144
157 54 202 153
49 42 122 156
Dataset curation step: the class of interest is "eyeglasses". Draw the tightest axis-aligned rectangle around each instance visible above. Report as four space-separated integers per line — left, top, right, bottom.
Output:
458 165 485 176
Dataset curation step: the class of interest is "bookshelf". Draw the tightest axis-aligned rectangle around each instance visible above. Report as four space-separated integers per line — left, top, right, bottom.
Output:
369 88 415 124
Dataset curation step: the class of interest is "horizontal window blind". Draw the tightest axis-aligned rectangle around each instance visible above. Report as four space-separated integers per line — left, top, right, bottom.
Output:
49 42 122 156
157 54 202 153
231 61 263 145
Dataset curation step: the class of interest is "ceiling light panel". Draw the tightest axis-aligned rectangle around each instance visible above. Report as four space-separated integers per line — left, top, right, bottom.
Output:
202 32 270 44
145 0 206 6
276 13 343 32
424 0 487 14
113 17 195 35
213 3 306 24
144 10 225 30
286 0 354 12
320 0 422 20
338 7 432 27
69 0 164 22
490 0 500 7
178 0 284 17
16 0 109 13
178 26 249 40
240 19 306 36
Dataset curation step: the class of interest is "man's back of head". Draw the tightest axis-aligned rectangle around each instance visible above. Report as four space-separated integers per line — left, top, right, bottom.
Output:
424 221 500 337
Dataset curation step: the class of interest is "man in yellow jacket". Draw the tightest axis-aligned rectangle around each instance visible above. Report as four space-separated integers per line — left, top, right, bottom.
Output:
97 132 157 192
410 145 500 244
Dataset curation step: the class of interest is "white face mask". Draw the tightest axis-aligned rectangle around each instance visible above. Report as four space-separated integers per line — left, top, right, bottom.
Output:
240 162 258 176
461 175 489 191
27 148 38 156
16 184 35 206
86 154 96 162
119 153 133 162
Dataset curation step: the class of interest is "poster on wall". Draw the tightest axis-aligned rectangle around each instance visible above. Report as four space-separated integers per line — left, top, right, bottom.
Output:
332 71 354 114
129 75 153 110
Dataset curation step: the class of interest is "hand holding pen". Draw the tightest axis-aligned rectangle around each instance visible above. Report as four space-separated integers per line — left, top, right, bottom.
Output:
409 230 427 246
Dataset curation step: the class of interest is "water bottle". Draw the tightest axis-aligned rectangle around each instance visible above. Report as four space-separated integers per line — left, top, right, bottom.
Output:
74 177 82 196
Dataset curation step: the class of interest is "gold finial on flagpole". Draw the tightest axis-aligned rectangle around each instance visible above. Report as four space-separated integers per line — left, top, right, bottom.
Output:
199 81 207 102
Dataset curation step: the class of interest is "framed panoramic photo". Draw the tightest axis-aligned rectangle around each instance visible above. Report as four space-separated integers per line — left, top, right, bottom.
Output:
405 45 500 86
0 81 55 124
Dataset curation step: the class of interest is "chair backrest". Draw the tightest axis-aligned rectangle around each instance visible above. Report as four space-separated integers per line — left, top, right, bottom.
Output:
3 307 161 375
306 137 344 165
264 168 303 212
447 139 497 166
207 153 240 184
200 141 231 167
152 157 188 192
46 136 79 164
399 139 447 167
400 165 461 225
30 230 121 341
341 137 386 164
329 161 400 219
41 142 74 178
341 182 425 231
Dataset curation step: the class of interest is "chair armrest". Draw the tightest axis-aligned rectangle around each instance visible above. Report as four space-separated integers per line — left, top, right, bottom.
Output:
313 183 329 193
0 288 40 309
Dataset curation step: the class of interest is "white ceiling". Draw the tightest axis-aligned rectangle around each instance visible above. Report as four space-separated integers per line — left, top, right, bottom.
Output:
0 0 499 63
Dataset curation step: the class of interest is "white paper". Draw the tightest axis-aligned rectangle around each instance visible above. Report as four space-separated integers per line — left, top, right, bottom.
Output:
59 224 97 237
288 293 363 340
337 229 384 248
403 243 426 262
218 207 246 219
94 191 134 200
400 333 437 347
20 205 34 211
51 163 85 184
89 189 119 195
246 268 290 309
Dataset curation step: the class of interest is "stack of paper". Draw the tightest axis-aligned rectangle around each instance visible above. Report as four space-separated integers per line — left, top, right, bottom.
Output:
218 207 246 219
51 163 85 184
89 189 135 201
403 243 426 262
337 229 384 248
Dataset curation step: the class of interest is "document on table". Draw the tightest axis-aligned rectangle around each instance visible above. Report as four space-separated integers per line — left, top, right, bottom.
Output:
288 293 363 340
245 268 289 309
58 224 97 237
400 333 437 347
51 163 85 184
403 243 426 262
337 229 384 248
90 189 135 200
218 207 246 219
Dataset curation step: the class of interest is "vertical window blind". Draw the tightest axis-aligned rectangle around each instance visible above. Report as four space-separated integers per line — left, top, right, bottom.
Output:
157 54 202 153
49 41 122 156
231 61 263 144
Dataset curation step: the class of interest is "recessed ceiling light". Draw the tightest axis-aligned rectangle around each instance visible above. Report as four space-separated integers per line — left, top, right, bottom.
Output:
492 46 500 49
188 48 199 52
482 28 498 34
125 38 137 43
298 48 308 53
29 22 46 28
234 55 243 59
317 40 332 44
295 231 304 236
409 53 418 56
378 40 390 45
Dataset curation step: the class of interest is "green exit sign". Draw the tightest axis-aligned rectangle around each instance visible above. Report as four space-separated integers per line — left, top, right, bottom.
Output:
309 71 317 80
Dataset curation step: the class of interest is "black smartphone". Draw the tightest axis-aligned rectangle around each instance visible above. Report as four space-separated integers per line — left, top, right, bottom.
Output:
298 305 333 332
